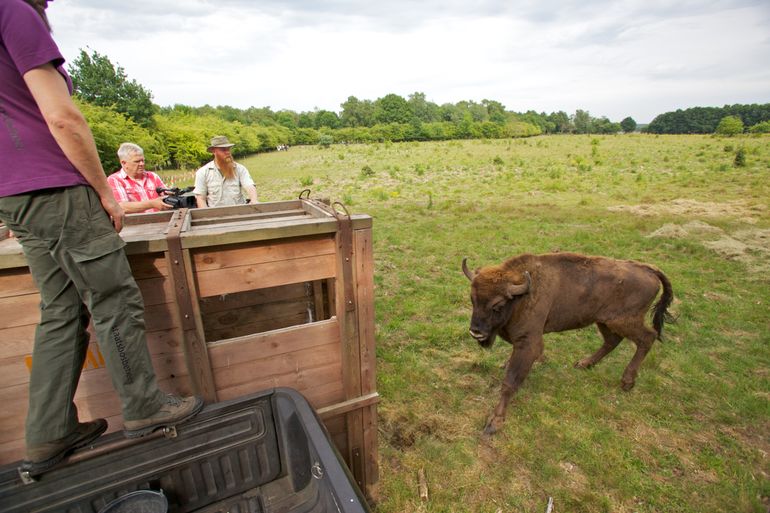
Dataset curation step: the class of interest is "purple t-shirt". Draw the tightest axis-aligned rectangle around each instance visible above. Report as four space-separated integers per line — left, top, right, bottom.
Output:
0 0 87 197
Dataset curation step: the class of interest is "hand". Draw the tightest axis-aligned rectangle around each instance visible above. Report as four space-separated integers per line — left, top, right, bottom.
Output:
152 197 173 211
100 195 125 232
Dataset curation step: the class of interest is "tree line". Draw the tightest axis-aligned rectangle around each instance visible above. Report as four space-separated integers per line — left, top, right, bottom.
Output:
69 50 642 171
646 104 770 134
68 50 768 172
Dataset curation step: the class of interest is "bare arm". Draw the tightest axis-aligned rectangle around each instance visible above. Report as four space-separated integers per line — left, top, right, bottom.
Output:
195 195 208 208
23 63 125 232
244 184 258 203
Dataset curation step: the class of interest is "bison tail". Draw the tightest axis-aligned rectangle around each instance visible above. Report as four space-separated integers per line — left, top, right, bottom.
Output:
650 268 675 340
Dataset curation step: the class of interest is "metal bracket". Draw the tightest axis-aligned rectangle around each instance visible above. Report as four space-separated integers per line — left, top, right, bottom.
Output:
18 468 37 485
162 425 178 439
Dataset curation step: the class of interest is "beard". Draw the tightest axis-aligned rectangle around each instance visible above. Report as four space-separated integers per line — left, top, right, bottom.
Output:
214 155 236 180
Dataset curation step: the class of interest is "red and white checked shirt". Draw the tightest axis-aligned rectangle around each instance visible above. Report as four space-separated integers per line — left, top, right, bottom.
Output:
107 169 167 213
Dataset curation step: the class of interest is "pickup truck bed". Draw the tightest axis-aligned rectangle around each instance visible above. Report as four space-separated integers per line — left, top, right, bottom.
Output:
0 388 370 513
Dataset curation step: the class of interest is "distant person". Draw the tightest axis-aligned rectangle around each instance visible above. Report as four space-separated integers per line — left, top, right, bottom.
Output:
194 135 258 207
108 143 172 213
0 0 203 475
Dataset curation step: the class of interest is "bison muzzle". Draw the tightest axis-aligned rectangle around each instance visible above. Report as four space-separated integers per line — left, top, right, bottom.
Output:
463 252 674 435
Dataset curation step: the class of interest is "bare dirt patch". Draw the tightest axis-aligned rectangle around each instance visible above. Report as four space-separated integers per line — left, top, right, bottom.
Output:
646 215 770 276
608 198 764 221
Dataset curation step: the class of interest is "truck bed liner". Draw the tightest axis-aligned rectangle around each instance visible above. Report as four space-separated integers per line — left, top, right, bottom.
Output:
0 388 370 513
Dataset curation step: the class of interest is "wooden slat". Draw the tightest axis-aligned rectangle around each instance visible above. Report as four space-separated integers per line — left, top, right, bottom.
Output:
198 283 306 314
127 253 168 279
208 319 340 364
0 268 36 298
0 294 39 329
215 368 345 410
191 236 335 271
204 312 310 342
191 209 308 227
189 200 305 221
0 325 36 359
195 254 336 297
180 217 340 249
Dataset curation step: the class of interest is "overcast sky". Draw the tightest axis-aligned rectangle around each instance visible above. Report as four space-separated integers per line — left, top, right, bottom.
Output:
46 0 770 123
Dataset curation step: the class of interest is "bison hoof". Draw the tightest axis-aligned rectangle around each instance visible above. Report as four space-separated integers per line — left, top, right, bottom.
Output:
574 358 593 369
621 380 635 391
483 415 504 436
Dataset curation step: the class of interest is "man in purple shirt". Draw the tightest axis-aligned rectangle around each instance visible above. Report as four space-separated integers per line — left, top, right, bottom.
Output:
0 0 202 476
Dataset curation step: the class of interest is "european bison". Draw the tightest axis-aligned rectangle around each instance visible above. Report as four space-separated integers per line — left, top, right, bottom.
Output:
462 252 673 435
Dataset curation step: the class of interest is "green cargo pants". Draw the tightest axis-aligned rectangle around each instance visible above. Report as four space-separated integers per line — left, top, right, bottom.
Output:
0 186 165 446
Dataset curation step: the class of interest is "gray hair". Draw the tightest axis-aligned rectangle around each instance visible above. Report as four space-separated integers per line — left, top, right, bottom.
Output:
117 142 144 161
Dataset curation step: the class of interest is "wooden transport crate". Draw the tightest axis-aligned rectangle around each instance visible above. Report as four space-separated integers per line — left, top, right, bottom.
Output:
0 199 378 496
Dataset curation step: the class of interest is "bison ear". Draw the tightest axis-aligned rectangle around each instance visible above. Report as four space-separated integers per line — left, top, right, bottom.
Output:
504 271 531 298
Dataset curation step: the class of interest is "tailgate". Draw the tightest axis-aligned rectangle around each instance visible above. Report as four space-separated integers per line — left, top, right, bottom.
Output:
0 388 369 513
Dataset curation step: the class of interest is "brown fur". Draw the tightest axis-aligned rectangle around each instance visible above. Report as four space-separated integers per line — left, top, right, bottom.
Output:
465 252 673 435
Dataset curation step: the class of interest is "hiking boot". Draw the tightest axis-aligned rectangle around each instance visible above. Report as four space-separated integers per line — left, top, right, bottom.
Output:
123 395 204 438
21 419 108 475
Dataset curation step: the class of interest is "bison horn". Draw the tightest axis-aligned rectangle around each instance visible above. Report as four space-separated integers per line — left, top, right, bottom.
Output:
505 271 531 297
462 257 477 281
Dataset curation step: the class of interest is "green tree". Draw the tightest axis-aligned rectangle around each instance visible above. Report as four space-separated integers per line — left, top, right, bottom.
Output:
373 94 414 124
748 120 770 133
715 115 744 136
620 117 637 133
340 96 375 127
68 49 156 127
76 99 165 172
314 110 340 129
572 110 593 134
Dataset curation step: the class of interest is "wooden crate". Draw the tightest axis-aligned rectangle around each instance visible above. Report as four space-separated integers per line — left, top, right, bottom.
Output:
0 199 378 496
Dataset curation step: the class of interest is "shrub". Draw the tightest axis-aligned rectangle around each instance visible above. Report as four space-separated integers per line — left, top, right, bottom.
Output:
748 120 770 133
360 165 375 178
715 115 744 136
317 134 334 148
734 147 747 167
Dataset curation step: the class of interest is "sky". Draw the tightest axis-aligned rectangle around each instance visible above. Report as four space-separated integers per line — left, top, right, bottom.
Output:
46 0 770 124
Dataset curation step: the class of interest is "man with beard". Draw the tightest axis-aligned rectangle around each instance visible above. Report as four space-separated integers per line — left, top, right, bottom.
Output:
193 135 258 207
0 0 203 475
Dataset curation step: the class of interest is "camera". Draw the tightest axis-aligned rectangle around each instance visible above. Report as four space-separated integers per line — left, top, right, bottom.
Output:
156 186 197 209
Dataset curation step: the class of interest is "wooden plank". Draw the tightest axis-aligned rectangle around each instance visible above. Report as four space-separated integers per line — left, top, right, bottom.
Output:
166 244 217 403
203 298 309 328
195 254 336 297
191 235 335 271
317 392 380 420
215 369 345 410
0 268 36 298
188 200 304 222
208 319 340 364
354 228 377 395
0 325 36 359
202 299 313 342
191 209 308 227
0 294 39 329
179 217 340 249
204 312 310 342
354 227 379 495
127 253 168 279
198 283 306 314
211 340 341 391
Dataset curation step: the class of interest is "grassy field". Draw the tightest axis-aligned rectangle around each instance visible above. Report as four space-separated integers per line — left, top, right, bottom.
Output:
163 134 769 513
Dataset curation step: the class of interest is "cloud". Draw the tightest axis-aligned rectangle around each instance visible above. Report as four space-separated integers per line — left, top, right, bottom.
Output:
46 0 770 122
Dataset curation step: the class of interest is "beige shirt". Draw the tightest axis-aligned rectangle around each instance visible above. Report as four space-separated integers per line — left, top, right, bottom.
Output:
193 161 255 207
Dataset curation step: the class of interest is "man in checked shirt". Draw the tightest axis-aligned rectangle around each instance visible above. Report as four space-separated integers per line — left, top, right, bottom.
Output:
107 143 172 214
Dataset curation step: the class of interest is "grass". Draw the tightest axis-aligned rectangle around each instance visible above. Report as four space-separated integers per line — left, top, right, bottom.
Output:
159 134 770 513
